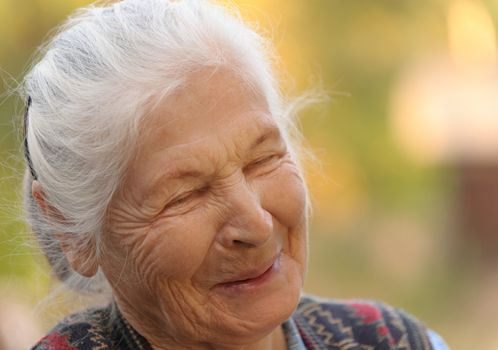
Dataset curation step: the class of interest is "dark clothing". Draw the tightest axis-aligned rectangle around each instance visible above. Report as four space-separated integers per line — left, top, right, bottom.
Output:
32 295 437 349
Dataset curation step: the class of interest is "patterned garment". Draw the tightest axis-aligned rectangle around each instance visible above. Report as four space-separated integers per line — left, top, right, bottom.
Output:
32 295 448 350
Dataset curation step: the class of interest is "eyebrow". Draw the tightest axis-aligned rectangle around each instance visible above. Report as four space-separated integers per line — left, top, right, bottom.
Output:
161 169 204 181
249 125 281 150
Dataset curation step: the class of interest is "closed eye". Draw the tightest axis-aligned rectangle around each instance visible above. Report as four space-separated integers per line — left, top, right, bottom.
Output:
164 187 208 211
167 192 194 208
244 154 282 172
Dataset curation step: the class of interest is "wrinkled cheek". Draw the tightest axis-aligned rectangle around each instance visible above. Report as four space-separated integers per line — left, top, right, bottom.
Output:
136 220 215 286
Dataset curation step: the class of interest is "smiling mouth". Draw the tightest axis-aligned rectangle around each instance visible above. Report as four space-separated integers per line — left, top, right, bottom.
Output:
214 252 281 291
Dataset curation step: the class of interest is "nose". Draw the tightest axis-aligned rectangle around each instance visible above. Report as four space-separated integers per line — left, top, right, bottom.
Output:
217 178 273 248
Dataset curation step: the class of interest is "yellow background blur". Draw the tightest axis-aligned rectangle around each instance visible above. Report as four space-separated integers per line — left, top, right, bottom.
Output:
2 1 498 349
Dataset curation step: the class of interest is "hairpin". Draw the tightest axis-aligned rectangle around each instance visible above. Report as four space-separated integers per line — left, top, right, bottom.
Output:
23 96 38 180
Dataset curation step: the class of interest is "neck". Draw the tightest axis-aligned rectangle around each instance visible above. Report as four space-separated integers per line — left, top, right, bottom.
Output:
148 325 287 350
114 302 287 350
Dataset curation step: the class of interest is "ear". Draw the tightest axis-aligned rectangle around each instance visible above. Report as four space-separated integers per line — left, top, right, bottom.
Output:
32 180 99 278
54 233 99 278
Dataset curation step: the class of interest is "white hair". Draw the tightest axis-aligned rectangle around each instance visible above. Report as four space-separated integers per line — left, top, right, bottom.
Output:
22 0 306 294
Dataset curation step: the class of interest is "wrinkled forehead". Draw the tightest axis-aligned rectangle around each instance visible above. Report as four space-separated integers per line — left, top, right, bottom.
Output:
139 68 279 150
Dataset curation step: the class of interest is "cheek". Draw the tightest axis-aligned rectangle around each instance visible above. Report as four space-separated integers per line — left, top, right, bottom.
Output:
140 215 216 281
259 163 307 228
104 217 216 295
258 163 308 273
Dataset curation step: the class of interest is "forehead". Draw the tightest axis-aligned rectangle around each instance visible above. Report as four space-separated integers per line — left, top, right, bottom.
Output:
143 69 275 150
127 69 281 190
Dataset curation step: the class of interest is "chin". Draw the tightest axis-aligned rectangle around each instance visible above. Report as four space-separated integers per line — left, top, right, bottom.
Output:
213 256 304 339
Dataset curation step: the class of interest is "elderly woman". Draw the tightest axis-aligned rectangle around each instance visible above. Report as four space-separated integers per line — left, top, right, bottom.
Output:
23 1 448 349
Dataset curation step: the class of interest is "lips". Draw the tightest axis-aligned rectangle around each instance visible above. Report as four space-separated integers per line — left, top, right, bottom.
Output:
215 252 281 289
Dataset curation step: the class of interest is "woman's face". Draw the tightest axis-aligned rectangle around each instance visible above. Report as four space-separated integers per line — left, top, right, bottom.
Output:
102 69 308 348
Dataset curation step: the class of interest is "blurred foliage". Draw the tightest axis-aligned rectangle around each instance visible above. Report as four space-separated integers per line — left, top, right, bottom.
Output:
2 1 498 349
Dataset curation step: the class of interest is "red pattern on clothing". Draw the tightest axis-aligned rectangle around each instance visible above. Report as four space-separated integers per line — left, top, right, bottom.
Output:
39 332 75 350
350 302 383 324
350 302 396 346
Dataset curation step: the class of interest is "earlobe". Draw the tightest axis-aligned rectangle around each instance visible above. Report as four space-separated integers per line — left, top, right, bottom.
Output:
32 180 99 278
56 235 99 278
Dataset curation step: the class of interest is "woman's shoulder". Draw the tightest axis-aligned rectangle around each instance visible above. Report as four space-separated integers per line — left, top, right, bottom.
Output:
31 307 115 350
293 295 449 350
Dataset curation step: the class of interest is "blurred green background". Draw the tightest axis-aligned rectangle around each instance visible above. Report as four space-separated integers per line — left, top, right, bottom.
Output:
2 0 498 349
